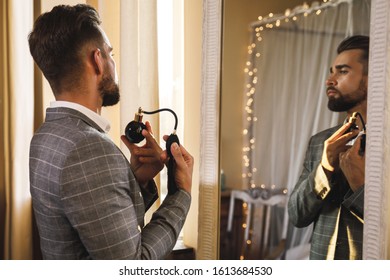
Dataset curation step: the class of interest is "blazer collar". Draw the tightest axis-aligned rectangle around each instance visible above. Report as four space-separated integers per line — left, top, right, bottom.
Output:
45 107 105 133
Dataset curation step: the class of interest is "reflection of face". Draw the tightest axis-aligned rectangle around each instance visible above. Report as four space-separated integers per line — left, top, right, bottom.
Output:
326 49 367 112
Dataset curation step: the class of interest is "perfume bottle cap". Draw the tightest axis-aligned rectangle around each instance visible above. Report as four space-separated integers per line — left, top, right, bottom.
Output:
134 113 143 122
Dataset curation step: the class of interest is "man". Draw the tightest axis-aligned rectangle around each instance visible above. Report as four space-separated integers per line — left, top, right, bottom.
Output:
28 4 193 260
288 35 368 260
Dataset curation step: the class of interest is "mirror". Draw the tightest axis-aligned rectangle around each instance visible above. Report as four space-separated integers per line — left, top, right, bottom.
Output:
199 0 390 259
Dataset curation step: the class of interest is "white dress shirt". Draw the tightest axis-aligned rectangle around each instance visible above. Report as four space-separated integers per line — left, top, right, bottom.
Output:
50 101 111 133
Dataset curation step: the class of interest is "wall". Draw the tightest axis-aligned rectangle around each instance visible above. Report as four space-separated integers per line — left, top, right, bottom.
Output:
220 0 316 190
183 0 202 253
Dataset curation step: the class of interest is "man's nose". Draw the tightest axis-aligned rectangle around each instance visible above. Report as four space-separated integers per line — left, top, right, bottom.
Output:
326 75 337 86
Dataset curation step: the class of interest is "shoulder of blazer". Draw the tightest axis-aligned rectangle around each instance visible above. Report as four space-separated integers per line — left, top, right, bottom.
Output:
45 107 104 133
310 124 342 144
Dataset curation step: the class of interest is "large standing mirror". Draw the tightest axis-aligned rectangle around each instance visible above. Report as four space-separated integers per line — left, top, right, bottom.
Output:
198 0 390 259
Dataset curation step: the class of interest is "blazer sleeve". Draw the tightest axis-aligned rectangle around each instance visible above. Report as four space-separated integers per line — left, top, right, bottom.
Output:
140 180 159 211
60 133 190 259
342 186 364 222
288 136 327 227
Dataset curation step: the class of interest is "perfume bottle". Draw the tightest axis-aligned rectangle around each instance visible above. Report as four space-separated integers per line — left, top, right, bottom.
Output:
125 108 146 143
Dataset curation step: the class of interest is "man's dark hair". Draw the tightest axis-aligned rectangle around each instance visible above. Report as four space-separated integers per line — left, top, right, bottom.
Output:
28 4 104 94
337 35 369 74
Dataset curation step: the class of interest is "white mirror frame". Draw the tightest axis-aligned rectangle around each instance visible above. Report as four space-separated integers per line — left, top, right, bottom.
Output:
364 0 390 259
199 0 390 259
197 0 222 260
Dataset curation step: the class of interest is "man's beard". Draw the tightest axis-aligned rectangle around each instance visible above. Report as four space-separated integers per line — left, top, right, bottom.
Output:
327 80 366 112
327 95 358 112
99 75 120 107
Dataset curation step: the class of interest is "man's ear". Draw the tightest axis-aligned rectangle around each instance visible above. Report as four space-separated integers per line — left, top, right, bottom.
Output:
92 48 104 75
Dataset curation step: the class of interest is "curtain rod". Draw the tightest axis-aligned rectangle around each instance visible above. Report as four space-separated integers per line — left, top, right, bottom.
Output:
262 25 348 37
250 0 353 28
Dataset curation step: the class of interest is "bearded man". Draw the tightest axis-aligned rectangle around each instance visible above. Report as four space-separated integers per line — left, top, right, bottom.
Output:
28 4 193 260
288 35 368 260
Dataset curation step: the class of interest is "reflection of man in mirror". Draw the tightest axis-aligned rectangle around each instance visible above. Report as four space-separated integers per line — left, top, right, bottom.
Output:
288 35 369 260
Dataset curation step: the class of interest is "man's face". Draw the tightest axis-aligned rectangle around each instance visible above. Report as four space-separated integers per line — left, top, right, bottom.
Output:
326 49 368 112
98 28 120 107
99 63 120 107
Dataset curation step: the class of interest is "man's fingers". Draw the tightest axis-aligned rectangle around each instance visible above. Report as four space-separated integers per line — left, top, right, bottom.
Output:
141 121 156 143
171 143 184 162
145 121 153 135
172 143 194 170
121 135 136 152
141 126 162 152
351 135 365 155
328 123 354 142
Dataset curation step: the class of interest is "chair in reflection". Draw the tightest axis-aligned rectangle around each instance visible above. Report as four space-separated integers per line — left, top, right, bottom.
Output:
227 185 287 259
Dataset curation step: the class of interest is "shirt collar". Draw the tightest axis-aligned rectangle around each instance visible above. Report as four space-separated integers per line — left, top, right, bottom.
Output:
50 101 111 133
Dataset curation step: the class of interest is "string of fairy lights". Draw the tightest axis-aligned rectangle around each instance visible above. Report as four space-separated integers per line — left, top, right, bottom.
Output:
241 0 344 189
239 0 343 260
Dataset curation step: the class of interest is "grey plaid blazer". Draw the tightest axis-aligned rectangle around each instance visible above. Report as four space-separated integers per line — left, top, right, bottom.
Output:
29 107 191 259
288 125 364 260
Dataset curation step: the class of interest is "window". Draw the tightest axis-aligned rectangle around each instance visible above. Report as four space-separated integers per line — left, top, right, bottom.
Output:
157 0 184 197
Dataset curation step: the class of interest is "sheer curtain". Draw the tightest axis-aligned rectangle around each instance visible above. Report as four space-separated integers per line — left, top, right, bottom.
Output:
242 0 370 256
0 0 34 259
120 0 160 217
120 0 160 153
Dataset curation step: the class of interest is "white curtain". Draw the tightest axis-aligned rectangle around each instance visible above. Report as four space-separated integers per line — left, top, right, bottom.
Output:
0 0 34 259
242 0 370 254
120 0 160 218
120 0 160 154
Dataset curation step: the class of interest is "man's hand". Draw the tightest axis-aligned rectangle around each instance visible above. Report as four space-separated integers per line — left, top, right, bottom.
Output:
121 121 165 186
163 135 194 194
321 123 359 174
339 135 365 192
